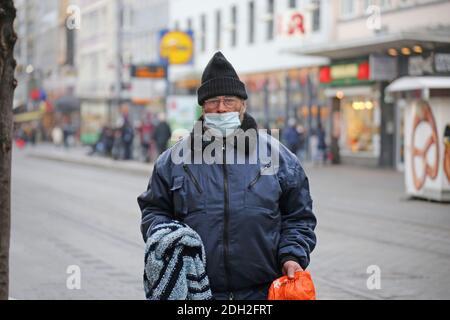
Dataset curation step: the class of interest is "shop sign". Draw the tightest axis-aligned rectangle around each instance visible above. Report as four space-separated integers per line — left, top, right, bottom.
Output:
331 64 359 79
435 53 450 73
369 54 397 81
320 60 371 85
131 64 166 79
408 56 434 76
276 10 311 39
159 30 194 65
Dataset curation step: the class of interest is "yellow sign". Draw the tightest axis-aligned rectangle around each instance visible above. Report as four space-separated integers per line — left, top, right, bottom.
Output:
14 110 43 123
159 30 194 65
331 64 358 79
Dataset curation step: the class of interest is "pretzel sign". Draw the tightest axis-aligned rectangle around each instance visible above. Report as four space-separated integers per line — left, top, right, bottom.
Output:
411 101 439 190
444 140 450 182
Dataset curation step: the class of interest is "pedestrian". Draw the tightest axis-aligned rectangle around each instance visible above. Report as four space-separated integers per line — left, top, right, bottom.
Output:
296 124 306 162
121 117 134 160
138 52 317 300
315 123 327 166
138 113 154 163
51 125 63 147
282 118 301 155
153 112 171 156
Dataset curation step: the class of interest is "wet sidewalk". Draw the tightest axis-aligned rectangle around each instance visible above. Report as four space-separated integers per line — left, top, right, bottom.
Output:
18 143 154 175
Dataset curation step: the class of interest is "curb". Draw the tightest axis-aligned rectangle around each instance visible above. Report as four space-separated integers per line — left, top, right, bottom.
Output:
26 151 154 176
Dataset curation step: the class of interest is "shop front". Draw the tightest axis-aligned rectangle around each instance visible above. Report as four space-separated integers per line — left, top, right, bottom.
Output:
393 48 450 172
387 77 450 202
241 67 325 131
320 59 385 167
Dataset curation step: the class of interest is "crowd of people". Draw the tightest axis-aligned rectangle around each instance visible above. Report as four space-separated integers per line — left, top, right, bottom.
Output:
88 112 172 163
281 118 328 166
15 111 327 166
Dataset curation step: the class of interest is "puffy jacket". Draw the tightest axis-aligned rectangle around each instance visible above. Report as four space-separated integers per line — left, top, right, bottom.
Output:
138 113 317 300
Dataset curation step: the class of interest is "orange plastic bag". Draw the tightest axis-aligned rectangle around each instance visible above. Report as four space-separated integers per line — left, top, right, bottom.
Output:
268 271 316 300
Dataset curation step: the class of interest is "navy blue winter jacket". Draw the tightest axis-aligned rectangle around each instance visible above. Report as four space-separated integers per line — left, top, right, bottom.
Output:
138 113 317 300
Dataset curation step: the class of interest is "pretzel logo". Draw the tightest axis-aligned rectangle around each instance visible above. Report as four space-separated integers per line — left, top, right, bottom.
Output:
444 139 450 182
411 101 439 190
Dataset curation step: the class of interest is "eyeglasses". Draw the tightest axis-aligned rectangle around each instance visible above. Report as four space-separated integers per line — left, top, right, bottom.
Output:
203 96 241 110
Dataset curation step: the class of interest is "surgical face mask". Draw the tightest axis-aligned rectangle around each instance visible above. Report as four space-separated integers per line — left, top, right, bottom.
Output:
204 112 241 137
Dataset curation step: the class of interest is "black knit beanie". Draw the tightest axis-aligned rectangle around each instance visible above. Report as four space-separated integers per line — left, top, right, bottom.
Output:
197 51 248 106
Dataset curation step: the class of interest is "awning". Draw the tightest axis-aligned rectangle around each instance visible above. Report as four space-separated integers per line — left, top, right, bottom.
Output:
14 111 43 123
386 76 450 92
54 95 80 113
283 31 450 59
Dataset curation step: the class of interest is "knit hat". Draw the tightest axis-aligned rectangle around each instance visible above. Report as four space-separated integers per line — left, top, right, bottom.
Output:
197 51 248 106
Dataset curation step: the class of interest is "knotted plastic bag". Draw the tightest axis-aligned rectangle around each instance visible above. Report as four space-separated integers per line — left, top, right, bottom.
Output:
268 271 316 300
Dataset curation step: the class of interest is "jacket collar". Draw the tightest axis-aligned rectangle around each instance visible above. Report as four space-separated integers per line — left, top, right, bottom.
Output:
189 112 258 155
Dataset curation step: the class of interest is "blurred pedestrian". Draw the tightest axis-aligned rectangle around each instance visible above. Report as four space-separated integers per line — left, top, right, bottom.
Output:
296 124 306 162
121 117 135 160
153 113 171 156
282 118 301 155
313 123 327 166
138 113 155 162
51 125 63 147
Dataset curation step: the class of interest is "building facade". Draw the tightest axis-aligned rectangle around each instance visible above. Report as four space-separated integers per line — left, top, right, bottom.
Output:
291 0 450 168
168 0 331 149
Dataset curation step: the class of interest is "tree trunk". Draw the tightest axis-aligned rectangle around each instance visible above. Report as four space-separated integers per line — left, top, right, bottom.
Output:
0 0 17 300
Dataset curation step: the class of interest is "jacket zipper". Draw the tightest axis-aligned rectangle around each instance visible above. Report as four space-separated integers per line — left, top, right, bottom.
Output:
182 164 203 193
248 161 272 189
222 142 232 293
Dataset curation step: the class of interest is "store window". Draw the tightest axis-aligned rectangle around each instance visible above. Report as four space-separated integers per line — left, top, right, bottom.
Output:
200 14 206 52
267 0 274 41
248 1 255 44
231 6 237 47
215 10 221 49
340 0 355 19
340 97 380 155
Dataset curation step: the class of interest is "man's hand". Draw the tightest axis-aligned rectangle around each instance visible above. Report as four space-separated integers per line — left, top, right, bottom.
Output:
282 260 303 279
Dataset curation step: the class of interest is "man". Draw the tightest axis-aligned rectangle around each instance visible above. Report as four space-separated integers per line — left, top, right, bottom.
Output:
153 112 172 156
138 52 316 300
282 118 301 155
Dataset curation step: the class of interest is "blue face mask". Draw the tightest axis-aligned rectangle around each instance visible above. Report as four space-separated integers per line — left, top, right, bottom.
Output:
204 112 241 137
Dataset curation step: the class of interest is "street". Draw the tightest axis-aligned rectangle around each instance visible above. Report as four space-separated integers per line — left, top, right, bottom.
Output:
9 147 450 300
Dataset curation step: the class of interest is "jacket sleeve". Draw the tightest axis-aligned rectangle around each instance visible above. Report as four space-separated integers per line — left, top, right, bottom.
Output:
278 162 317 270
137 161 174 242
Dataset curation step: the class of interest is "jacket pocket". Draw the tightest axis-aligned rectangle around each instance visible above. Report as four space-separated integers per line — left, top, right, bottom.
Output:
245 163 281 213
171 176 188 218
171 174 205 219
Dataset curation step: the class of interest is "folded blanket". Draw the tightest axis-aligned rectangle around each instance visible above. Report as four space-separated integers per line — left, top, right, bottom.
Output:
144 221 213 300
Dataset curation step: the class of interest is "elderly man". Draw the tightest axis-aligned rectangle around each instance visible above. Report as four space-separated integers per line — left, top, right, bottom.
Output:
138 52 317 300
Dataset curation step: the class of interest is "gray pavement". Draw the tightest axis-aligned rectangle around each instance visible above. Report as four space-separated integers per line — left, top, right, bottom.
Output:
9 145 450 299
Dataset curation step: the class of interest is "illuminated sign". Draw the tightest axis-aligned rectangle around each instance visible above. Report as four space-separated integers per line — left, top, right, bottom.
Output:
131 64 166 79
276 10 311 39
159 30 194 65
320 61 371 85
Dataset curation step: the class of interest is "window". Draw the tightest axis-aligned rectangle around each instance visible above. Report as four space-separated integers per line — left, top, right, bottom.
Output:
231 6 237 47
248 1 255 44
215 10 221 49
398 0 414 8
340 0 355 18
288 0 296 8
267 0 274 41
380 0 393 10
200 14 206 52
312 0 321 32
363 0 376 12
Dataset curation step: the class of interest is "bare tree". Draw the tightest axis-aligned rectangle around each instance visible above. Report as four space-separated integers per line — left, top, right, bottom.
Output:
0 0 17 300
